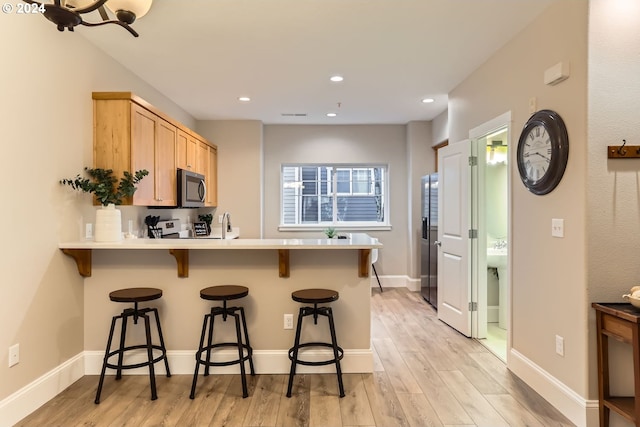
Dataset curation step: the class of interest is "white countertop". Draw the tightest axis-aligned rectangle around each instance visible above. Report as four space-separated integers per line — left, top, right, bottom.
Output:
59 233 382 250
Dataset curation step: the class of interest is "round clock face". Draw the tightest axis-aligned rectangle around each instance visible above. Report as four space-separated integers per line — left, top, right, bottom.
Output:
516 110 569 195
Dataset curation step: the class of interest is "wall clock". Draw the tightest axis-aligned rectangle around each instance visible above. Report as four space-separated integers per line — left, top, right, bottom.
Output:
516 109 569 195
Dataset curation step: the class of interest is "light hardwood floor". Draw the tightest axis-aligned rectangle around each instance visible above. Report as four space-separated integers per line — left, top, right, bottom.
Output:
16 288 574 427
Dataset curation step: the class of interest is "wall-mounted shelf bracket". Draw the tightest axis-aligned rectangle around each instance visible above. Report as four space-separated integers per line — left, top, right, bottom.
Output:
61 249 92 277
279 249 290 278
169 249 189 278
359 249 371 278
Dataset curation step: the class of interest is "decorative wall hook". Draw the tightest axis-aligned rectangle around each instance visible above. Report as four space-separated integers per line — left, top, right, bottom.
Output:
608 139 640 158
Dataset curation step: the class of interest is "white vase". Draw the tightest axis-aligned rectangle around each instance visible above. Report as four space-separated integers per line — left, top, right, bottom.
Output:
94 204 122 242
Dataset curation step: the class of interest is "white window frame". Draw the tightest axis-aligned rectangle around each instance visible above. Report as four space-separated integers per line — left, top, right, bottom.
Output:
279 163 391 231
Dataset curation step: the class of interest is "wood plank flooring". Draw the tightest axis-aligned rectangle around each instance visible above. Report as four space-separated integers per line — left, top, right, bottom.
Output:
16 288 575 427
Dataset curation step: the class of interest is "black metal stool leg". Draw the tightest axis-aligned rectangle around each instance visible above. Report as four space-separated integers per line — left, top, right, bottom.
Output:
115 312 127 380
327 307 345 397
204 309 215 377
239 306 255 376
287 307 305 397
372 263 383 292
233 311 249 398
95 316 118 404
190 313 210 399
143 312 158 400
151 308 171 377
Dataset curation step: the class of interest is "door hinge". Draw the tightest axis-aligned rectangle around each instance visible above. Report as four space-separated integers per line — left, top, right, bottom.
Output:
469 229 478 239
468 156 478 166
469 301 478 311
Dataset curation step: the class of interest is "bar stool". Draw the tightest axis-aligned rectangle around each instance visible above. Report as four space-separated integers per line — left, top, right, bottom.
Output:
287 288 345 398
95 287 171 404
190 285 255 399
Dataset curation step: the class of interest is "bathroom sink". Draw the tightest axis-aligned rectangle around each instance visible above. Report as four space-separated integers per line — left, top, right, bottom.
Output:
487 247 507 268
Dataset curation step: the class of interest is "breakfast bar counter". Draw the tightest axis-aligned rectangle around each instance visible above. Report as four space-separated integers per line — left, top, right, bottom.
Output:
59 233 381 278
60 234 382 375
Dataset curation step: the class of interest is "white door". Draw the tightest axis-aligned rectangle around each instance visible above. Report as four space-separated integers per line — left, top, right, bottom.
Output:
437 140 471 336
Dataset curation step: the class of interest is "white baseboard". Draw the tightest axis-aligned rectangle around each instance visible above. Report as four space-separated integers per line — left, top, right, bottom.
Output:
84 348 373 375
487 305 498 323
509 348 599 427
371 274 413 290
0 353 84 427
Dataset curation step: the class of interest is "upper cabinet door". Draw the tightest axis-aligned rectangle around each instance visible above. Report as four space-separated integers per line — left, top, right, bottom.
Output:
130 104 157 206
176 129 197 171
155 119 177 206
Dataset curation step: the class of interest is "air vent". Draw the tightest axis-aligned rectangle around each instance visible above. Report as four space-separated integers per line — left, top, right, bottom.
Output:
281 113 307 117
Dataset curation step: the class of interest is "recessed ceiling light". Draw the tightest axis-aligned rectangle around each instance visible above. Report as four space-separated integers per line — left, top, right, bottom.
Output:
421 98 435 104
327 113 337 117
238 96 251 102
330 75 344 82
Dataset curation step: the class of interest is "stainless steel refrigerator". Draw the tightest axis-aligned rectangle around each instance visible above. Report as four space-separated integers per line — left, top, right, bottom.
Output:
420 173 438 307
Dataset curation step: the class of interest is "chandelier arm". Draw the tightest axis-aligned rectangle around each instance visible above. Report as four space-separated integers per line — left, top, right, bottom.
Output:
80 19 139 37
72 0 109 15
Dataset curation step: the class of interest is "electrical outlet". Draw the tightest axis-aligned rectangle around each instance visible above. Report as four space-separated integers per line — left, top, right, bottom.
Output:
551 218 564 238
85 223 93 239
555 335 564 356
529 97 537 113
218 215 224 224
9 344 19 367
284 314 294 329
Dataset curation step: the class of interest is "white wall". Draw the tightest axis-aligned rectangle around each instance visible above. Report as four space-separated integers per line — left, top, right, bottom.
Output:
0 14 194 402
588 1 640 423
196 120 263 238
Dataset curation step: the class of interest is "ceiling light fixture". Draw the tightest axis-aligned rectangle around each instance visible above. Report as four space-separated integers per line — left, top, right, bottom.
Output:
330 75 344 82
421 98 435 104
238 96 251 102
22 0 152 37
326 113 337 117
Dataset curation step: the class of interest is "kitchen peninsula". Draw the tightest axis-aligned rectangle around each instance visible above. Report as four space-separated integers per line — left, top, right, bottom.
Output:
60 234 382 375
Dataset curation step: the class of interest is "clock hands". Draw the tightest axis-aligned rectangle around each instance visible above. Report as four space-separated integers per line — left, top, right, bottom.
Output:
522 151 550 162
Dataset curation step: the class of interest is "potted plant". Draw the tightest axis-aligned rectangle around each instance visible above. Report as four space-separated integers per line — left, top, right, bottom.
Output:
61 167 148 242
324 227 337 239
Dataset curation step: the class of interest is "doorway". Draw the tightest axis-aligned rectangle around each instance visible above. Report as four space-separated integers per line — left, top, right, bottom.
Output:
470 112 511 362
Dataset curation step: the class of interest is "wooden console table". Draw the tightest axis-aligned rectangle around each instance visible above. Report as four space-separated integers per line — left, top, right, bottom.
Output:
593 302 640 426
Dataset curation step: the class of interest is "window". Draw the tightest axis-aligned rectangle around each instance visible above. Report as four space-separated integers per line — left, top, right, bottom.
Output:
281 164 388 227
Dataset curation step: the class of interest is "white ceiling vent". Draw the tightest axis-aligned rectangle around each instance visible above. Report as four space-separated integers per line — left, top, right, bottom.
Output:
281 113 308 117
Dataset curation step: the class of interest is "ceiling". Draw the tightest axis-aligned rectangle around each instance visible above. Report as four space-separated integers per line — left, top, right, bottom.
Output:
73 0 555 125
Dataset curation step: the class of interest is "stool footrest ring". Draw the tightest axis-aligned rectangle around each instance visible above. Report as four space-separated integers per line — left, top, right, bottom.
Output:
288 342 344 366
104 344 168 371
196 343 253 367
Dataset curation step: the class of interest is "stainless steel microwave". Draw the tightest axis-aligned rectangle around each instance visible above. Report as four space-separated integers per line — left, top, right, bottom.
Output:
177 169 206 207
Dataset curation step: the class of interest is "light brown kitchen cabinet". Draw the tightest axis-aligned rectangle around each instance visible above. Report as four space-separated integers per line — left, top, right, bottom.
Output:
196 140 208 176
94 95 177 206
176 129 197 172
93 92 216 207
206 144 218 207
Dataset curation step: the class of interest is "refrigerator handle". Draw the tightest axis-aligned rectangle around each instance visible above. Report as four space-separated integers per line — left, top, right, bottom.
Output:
422 217 428 239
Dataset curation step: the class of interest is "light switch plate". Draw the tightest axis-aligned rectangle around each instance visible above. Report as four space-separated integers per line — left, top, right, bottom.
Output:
551 218 564 238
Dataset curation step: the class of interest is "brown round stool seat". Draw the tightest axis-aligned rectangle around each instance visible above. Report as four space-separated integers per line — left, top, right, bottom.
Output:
109 287 163 303
200 285 248 301
292 288 338 304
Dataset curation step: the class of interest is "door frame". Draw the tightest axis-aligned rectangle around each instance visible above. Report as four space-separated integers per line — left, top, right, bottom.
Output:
469 112 512 354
